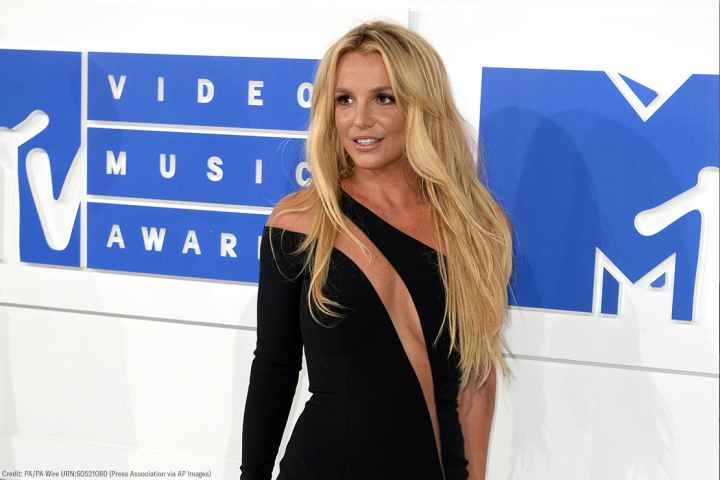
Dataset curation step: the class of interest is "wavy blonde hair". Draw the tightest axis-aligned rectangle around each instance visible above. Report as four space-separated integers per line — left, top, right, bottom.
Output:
275 20 513 390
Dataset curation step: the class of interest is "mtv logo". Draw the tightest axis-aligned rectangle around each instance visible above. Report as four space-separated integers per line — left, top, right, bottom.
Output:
1 49 313 282
480 68 719 324
0 49 82 267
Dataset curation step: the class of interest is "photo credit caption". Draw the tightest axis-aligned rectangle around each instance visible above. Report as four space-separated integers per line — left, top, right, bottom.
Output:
0 471 212 479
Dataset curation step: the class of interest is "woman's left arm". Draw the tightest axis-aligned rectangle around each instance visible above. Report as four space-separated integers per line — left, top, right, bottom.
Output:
457 365 497 480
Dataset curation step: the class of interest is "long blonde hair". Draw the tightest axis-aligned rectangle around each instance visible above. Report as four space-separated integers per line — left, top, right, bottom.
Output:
277 20 513 390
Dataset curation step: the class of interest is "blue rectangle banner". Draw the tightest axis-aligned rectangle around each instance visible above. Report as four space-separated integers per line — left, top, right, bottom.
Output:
87 128 307 206
88 52 318 130
87 202 268 282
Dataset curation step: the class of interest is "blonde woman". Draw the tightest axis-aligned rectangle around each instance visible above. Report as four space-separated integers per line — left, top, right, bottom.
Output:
240 21 512 480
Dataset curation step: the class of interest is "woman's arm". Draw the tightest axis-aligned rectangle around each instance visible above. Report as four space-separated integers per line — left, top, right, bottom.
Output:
240 226 304 480
458 365 497 480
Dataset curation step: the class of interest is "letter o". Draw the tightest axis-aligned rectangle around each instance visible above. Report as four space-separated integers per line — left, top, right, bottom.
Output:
295 161 311 186
297 82 313 109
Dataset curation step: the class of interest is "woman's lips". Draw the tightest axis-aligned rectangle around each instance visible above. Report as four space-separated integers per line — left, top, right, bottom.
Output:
352 137 383 151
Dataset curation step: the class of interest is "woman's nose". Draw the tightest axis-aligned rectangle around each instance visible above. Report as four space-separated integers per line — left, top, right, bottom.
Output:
352 103 374 128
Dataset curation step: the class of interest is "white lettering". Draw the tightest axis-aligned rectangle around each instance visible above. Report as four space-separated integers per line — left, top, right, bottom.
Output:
107 74 127 100
248 80 264 106
255 158 262 184
182 230 202 255
207 156 223 182
141 226 166 252
197 78 214 104
221 233 237 258
295 161 310 186
297 82 313 108
106 224 125 249
106 150 127 175
160 153 176 179
157 76 165 102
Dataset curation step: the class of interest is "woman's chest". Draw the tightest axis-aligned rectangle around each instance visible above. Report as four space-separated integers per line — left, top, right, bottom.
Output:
297 249 448 357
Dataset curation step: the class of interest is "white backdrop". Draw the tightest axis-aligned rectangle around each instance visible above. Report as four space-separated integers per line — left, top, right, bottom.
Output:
0 1 718 479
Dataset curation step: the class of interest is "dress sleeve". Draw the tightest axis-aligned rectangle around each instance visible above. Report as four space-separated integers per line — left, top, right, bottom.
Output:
240 227 305 480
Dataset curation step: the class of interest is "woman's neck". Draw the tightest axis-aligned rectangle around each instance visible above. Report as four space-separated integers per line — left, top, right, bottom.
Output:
340 159 424 210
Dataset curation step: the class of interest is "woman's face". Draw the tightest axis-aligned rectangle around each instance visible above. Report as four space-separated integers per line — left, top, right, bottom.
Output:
334 51 406 172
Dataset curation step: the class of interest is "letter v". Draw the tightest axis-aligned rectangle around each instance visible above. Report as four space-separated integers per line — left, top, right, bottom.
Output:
25 145 83 251
107 74 127 99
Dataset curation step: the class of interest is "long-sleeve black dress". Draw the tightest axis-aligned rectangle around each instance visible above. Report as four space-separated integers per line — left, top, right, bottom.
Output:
240 189 469 480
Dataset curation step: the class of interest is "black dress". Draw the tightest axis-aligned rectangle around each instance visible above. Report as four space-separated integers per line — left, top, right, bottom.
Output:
240 189 468 480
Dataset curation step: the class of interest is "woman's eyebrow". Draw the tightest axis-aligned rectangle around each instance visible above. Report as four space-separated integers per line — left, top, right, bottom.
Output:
334 85 393 94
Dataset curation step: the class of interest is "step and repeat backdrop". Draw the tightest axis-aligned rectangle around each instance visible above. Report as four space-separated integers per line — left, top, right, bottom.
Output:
0 1 717 479
3 50 313 281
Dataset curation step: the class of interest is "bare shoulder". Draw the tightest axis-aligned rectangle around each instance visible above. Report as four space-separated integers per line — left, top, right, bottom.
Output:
266 190 317 234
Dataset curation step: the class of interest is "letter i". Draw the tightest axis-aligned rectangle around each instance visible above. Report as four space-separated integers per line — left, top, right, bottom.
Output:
157 76 165 102
255 158 262 184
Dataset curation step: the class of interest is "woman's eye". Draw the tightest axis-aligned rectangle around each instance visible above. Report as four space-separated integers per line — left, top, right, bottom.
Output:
335 94 394 105
377 94 395 105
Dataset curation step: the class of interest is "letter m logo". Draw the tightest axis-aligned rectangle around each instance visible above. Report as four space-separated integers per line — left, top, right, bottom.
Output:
480 67 719 322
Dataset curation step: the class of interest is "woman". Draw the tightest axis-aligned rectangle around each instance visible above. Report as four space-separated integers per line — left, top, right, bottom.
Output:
240 21 512 480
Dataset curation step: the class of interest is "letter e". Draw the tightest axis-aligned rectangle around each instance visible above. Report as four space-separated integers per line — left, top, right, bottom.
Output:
248 80 264 106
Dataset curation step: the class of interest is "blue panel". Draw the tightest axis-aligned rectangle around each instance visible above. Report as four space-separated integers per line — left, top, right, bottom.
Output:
601 269 619 315
0 49 81 267
619 73 659 107
87 128 305 206
87 202 268 282
88 52 318 130
650 273 666 288
480 68 719 321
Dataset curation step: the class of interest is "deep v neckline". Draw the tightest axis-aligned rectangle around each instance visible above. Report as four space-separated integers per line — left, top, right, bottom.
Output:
263 191 447 477
339 188 445 258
